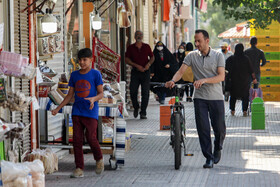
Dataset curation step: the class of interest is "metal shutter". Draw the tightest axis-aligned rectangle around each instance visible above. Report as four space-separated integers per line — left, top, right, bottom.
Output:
44 0 66 142
13 0 31 154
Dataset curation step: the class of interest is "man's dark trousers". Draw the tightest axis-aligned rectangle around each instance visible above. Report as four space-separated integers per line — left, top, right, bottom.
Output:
130 68 150 116
194 99 226 160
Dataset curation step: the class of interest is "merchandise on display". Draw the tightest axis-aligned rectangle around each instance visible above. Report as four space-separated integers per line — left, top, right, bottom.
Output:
0 51 36 80
24 148 58 174
2 159 45 187
0 90 33 112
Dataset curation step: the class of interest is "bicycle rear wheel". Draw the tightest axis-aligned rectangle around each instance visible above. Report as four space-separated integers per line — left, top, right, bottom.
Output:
174 112 181 170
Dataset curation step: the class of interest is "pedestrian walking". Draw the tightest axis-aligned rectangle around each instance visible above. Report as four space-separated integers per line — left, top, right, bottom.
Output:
125 31 155 119
151 41 178 104
219 42 233 61
226 43 257 117
166 29 226 169
52 48 104 177
219 42 233 101
174 43 195 102
244 36 266 88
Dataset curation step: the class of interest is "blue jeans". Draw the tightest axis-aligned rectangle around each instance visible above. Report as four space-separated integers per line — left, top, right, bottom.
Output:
193 99 226 160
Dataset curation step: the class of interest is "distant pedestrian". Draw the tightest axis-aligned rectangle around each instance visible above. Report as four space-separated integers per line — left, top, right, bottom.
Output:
219 42 233 61
166 29 226 169
125 31 155 119
244 36 266 88
219 42 233 101
174 43 194 102
151 41 178 104
52 48 104 177
226 43 257 117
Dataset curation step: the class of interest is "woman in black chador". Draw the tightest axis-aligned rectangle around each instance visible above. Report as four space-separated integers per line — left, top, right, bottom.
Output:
150 41 178 104
225 43 257 116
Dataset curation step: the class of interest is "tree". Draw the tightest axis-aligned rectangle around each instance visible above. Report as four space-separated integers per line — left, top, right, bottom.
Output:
213 0 280 29
200 0 244 48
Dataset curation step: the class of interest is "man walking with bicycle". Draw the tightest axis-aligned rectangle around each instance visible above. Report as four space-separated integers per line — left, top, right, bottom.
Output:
166 30 226 169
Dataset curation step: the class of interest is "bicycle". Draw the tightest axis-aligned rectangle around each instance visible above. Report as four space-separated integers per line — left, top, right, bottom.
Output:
151 82 193 170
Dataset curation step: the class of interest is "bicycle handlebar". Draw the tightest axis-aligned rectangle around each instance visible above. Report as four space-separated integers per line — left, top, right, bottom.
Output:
150 82 193 90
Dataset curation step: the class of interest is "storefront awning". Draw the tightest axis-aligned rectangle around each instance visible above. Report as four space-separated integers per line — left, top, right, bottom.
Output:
218 22 250 39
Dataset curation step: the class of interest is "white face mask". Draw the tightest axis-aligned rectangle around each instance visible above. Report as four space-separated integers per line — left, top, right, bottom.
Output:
179 49 185 53
157 46 163 51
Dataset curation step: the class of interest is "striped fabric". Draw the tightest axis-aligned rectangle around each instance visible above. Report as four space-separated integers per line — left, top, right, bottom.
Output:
115 118 126 166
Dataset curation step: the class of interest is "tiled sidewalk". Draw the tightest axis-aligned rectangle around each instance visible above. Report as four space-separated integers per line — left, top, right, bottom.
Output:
46 99 280 187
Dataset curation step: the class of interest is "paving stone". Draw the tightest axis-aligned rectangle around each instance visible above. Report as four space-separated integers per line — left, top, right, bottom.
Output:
46 99 280 187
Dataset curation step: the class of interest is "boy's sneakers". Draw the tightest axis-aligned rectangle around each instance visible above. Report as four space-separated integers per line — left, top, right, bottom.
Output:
95 159 104 174
70 168 84 178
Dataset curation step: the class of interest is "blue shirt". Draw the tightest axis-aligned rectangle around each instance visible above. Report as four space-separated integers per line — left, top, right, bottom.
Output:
69 69 103 119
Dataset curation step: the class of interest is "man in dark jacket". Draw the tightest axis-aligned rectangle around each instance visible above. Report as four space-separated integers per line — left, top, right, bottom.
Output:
244 36 266 88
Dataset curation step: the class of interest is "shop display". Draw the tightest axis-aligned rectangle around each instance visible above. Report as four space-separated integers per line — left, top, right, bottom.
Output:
100 117 114 143
48 89 64 105
0 77 6 102
38 34 62 56
0 51 36 80
95 38 121 83
0 90 33 112
2 159 45 187
24 148 58 175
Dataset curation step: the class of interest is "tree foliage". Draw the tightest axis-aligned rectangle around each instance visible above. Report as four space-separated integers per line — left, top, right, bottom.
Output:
213 0 280 29
200 1 243 47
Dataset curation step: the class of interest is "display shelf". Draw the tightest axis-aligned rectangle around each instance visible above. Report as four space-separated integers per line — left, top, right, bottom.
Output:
38 82 56 87
42 72 58 78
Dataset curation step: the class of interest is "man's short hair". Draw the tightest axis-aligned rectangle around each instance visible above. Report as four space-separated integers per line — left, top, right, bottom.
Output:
195 29 209 39
135 30 143 38
250 36 257 46
78 48 92 60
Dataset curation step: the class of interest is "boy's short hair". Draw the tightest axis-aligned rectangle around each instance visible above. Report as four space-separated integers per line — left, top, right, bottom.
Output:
78 48 93 60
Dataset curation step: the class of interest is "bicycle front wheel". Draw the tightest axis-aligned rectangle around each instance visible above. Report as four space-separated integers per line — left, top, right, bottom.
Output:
174 112 181 170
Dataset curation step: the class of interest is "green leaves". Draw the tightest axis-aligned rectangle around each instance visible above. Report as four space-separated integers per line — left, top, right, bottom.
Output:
213 0 280 29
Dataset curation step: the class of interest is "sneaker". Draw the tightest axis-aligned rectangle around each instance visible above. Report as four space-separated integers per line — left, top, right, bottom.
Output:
70 168 84 178
231 111 235 116
243 111 247 117
95 159 104 174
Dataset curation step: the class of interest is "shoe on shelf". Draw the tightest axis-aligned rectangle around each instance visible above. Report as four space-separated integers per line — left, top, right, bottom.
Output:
70 168 84 178
133 108 139 118
203 159 213 169
243 111 248 117
213 150 221 164
95 159 104 174
140 115 147 119
231 111 235 116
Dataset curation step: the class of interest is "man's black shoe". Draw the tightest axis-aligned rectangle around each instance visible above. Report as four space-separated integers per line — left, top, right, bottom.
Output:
133 108 139 118
214 150 221 164
140 115 147 119
203 159 213 168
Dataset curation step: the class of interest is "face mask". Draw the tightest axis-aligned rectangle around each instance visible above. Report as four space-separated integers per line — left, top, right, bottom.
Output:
179 49 185 53
157 46 163 51
222 49 226 53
